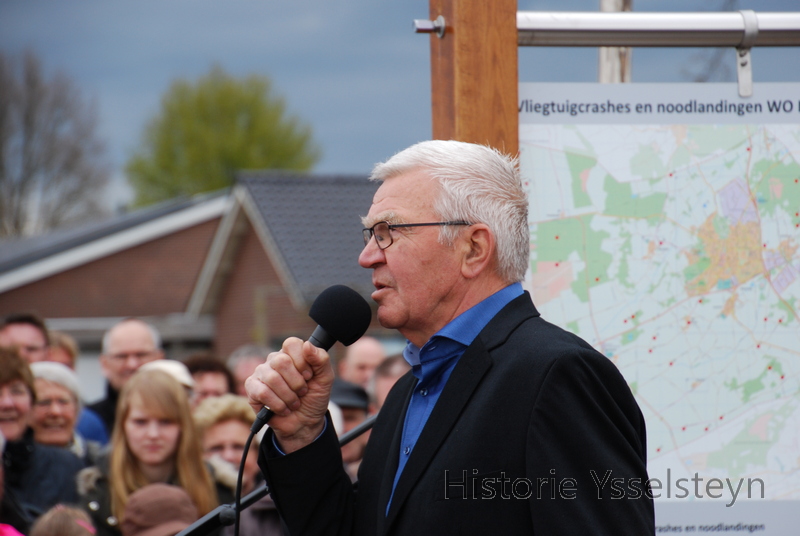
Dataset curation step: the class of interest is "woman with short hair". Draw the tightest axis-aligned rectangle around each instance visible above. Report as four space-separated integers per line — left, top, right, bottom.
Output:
0 348 84 524
29 361 102 464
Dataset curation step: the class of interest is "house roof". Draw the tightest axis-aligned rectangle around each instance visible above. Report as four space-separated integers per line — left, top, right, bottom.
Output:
0 191 229 293
189 171 378 313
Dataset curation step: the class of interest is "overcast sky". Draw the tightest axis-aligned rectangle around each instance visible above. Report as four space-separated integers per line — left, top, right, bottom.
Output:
2 0 798 208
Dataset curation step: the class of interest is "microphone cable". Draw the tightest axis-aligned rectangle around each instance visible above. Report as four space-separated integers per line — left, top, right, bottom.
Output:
231 408 377 536
233 407 273 536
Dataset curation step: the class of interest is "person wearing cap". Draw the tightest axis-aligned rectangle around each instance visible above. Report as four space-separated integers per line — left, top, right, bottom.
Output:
29 505 96 536
120 484 197 536
138 360 195 395
29 362 103 465
87 319 164 439
78 370 217 536
329 379 370 481
45 330 111 446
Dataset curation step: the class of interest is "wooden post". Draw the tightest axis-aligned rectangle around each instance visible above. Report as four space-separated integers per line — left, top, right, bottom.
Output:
429 0 518 156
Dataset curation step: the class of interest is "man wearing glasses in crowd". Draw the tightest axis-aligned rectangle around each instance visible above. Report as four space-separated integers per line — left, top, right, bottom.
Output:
247 140 654 535
88 318 164 437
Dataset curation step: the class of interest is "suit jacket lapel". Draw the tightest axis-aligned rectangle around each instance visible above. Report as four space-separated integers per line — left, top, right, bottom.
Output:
380 292 540 533
383 336 492 529
375 373 416 535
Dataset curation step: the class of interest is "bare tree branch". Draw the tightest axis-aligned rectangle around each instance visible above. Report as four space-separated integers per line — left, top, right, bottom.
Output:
0 50 109 238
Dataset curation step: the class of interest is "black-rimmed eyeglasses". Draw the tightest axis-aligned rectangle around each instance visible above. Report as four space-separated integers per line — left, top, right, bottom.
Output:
362 221 472 250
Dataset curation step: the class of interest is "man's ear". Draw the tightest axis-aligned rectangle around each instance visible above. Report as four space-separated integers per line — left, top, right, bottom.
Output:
98 353 111 377
461 224 495 279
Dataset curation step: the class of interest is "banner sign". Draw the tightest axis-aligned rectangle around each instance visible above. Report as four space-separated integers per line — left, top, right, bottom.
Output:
520 83 800 535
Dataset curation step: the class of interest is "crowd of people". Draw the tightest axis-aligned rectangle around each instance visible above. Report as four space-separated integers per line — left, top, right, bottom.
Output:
0 312 399 536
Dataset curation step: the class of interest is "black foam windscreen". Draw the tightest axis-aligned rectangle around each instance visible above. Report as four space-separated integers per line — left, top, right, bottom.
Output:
308 285 372 346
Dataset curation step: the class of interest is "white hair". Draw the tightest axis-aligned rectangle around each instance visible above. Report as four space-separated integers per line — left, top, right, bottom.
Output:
29 361 83 411
227 344 272 370
370 140 529 283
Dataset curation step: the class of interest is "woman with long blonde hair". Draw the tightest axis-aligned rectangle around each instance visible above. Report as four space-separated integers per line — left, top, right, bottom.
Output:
78 369 216 536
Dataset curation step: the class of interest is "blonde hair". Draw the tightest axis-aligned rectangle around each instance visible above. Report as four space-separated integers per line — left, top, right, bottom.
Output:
110 370 217 521
49 330 80 368
193 394 256 438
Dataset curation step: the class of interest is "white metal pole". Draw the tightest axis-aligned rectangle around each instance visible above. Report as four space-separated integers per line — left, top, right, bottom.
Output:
598 0 633 83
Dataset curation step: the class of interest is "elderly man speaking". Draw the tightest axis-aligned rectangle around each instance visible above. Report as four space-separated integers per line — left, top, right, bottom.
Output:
246 140 655 535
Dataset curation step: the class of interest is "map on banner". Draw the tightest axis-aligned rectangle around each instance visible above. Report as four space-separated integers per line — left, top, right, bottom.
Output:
520 86 800 506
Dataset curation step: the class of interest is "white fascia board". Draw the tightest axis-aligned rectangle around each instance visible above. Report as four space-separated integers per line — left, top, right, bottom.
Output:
186 188 245 317
0 195 231 294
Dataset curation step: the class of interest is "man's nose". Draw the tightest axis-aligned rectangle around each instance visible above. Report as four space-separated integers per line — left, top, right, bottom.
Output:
358 237 385 268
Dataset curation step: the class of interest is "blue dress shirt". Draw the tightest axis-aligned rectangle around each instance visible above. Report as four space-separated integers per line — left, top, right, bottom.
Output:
386 282 523 511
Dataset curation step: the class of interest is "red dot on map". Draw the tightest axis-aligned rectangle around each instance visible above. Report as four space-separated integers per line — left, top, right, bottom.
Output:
669 361 674 366
781 375 785 379
768 366 772 370
719 416 724 420
746 147 751 151
648 349 653 353
656 448 661 452
681 426 686 431
764 317 768 322
763 244 767 248
631 314 635 319
704 427 709 432
624 319 628 323
652 336 657 340
698 299 703 303
595 277 600 282
757 344 761 348
555 235 559 240
779 319 783 323
687 320 691 325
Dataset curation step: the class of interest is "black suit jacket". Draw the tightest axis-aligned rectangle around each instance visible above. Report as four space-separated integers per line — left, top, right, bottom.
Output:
260 293 655 535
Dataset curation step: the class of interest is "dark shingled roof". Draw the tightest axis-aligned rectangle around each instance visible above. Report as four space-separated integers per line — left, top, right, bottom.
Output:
237 171 378 304
0 190 228 275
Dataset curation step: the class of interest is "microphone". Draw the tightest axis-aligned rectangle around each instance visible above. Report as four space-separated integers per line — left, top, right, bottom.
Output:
252 285 372 430
308 284 374 350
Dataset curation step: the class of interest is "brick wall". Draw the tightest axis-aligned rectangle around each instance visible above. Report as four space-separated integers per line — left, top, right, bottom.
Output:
214 223 317 357
0 218 220 318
